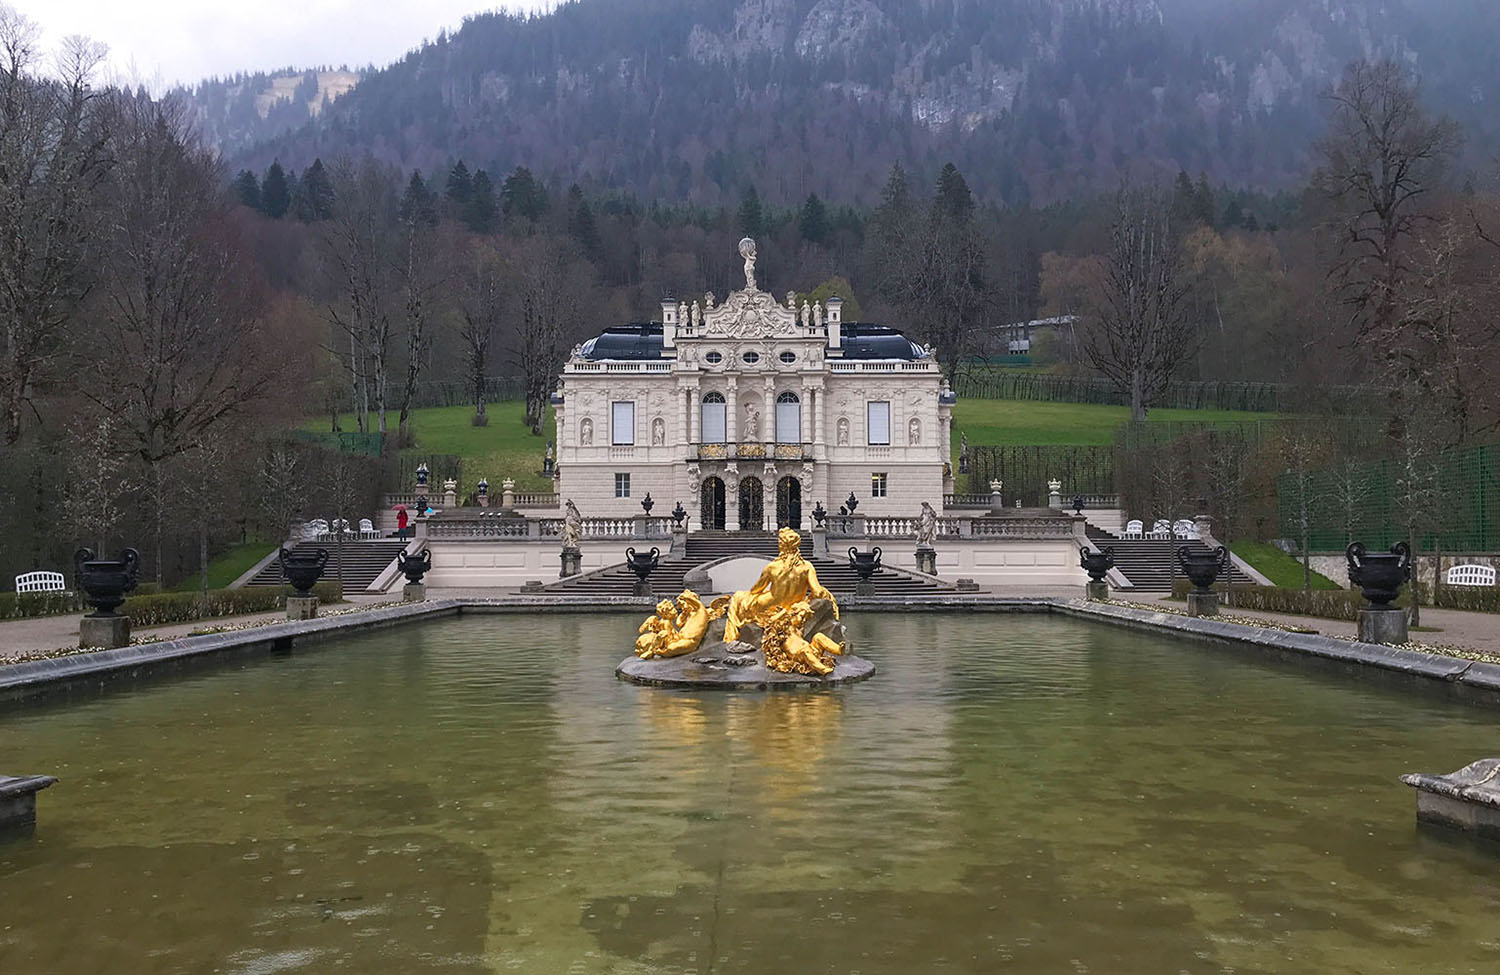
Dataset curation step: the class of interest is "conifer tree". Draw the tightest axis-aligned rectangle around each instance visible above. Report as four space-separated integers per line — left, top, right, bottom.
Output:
261 160 290 218
501 166 547 223
234 169 261 212
262 161 291 218
464 168 498 233
399 169 438 227
737 185 764 238
294 158 334 221
799 193 829 245
446 160 472 208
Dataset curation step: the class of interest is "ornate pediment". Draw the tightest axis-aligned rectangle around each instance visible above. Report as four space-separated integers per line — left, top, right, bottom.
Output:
700 287 798 339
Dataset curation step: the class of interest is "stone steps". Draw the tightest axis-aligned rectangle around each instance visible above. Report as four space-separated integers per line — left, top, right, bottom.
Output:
244 541 408 592
1085 526 1250 592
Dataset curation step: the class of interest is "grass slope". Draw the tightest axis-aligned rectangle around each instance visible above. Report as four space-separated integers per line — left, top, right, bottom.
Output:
308 399 1277 493
1230 541 1341 590
950 401 1278 446
176 541 279 592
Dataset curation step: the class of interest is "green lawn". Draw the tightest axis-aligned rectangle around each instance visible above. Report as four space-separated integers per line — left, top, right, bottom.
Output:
306 398 1276 494
309 402 558 493
950 400 1279 446
174 540 278 591
1229 541 1341 590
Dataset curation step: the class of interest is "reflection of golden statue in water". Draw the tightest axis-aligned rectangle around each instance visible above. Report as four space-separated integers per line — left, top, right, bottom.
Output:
725 528 838 642
634 590 725 659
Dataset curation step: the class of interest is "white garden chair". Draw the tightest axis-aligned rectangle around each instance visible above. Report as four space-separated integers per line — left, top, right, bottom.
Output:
302 519 329 541
1148 519 1173 539
358 518 379 540
15 570 66 593
1445 564 1496 587
1172 519 1198 540
1123 519 1144 539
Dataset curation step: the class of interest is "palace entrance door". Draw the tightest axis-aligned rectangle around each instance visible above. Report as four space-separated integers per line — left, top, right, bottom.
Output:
776 476 802 529
738 477 764 531
700 477 726 530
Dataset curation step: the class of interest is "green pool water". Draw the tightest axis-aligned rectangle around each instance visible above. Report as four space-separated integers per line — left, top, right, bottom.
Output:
2 614 1498 974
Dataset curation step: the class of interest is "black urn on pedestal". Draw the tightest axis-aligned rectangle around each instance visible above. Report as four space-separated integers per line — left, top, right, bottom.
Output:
845 492 860 514
812 501 827 527
398 548 432 585
1072 495 1085 515
278 547 330 596
1178 546 1230 593
641 493 655 515
1079 546 1115 584
74 547 141 617
848 547 883 581
671 501 687 529
625 546 661 596
1346 541 1412 607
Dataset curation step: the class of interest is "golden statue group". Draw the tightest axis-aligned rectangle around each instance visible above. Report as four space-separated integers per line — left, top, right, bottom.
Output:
634 528 848 676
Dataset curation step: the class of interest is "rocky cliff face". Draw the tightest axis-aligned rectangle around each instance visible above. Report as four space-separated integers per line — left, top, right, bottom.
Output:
189 0 1498 203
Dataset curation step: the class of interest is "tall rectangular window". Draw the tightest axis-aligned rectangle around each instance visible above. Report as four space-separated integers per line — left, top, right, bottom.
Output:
611 401 635 445
871 473 888 498
701 395 727 444
866 401 891 445
615 473 631 498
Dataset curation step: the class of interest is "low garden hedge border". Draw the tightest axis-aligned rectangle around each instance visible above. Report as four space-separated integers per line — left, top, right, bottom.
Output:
1170 580 1500 619
0 583 344 625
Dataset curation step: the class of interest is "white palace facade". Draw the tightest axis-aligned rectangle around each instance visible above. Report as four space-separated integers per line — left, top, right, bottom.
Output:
553 240 957 531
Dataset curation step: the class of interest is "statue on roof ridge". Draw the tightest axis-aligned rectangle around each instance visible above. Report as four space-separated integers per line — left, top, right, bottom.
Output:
738 237 757 291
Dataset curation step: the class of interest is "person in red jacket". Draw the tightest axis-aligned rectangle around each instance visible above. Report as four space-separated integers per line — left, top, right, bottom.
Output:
395 507 409 541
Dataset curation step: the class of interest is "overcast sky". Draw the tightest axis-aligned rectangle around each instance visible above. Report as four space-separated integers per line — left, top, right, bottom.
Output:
18 0 553 89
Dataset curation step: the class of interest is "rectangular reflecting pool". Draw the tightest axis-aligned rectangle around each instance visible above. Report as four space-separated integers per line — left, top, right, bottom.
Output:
2 613 1499 973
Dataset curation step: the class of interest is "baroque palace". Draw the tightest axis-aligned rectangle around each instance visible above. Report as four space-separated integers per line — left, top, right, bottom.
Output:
553 239 957 530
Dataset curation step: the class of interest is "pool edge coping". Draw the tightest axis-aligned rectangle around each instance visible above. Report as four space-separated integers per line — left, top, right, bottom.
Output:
2 593 1497 705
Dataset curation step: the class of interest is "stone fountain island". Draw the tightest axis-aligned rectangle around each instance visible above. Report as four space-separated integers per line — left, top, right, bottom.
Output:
616 528 876 691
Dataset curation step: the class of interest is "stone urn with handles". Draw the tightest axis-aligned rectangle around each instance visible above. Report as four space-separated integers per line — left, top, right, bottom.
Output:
278 547 330 596
74 547 141 617
1346 541 1412 608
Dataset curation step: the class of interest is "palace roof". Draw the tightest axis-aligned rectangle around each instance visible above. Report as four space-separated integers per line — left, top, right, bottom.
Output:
577 322 926 362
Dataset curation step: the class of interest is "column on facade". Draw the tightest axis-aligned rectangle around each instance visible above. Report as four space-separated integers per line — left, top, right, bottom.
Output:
685 385 697 445
763 377 775 444
800 382 812 444
726 377 739 443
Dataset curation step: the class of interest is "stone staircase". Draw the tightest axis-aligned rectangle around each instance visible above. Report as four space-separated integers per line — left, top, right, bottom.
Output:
1085 526 1250 592
535 530 952 598
244 540 408 592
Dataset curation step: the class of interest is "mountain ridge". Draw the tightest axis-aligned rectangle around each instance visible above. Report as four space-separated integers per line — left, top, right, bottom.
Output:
178 0 1500 205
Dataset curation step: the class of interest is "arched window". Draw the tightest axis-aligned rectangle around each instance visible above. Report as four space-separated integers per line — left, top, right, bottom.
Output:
701 392 727 444
775 392 801 444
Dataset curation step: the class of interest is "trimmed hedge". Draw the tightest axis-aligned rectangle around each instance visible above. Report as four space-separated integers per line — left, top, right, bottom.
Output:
1169 581 1398 622
0 583 343 624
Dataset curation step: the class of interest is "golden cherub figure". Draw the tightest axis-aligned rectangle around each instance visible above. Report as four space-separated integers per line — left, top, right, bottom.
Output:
724 528 838 643
762 600 845 676
634 590 723 659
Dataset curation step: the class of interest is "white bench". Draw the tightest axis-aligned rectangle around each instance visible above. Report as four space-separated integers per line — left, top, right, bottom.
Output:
1445 564 1496 587
15 571 66 593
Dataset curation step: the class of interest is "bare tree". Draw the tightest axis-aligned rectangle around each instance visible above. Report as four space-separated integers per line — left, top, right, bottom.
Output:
1082 185 1194 422
86 95 273 581
0 10 111 443
507 235 590 435
322 157 397 434
458 243 503 426
60 412 132 552
395 174 441 444
1313 60 1460 350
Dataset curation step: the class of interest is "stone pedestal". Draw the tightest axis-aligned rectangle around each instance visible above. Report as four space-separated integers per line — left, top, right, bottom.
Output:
632 578 653 598
560 547 582 578
79 614 130 649
403 583 426 603
521 580 544 593
1086 581 1109 601
0 775 57 832
1358 607 1408 645
1402 760 1500 838
286 595 319 621
855 581 876 597
915 546 937 576
956 578 980 592
1187 591 1219 617
811 525 829 556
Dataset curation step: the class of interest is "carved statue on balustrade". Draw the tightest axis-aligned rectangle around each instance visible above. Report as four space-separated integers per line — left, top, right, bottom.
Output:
916 501 939 548
562 499 583 550
739 237 758 291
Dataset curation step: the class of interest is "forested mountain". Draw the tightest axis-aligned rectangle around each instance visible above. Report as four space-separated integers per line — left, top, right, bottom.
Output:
185 0 1500 206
